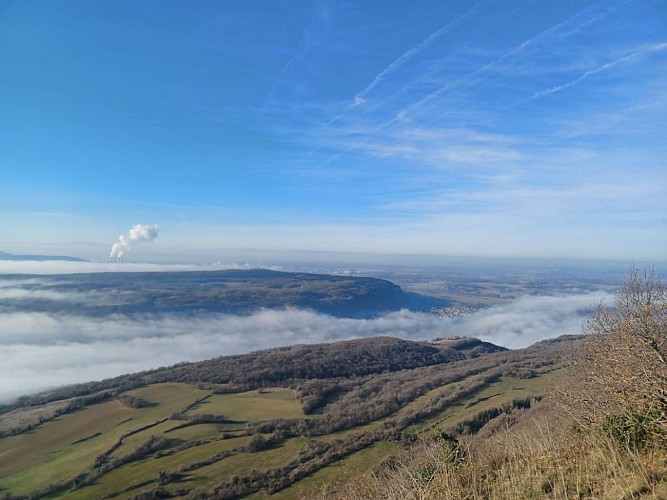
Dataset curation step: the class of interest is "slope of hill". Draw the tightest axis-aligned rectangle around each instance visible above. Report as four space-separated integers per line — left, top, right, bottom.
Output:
0 335 571 499
1 269 450 317
335 269 667 500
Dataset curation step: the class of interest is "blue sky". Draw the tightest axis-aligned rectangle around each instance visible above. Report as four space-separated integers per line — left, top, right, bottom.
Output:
1 0 666 261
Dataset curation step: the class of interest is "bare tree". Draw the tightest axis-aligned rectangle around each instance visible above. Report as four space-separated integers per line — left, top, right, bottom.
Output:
567 267 667 445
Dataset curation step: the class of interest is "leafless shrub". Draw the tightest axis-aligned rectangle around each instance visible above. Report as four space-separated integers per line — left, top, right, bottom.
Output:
559 267 667 446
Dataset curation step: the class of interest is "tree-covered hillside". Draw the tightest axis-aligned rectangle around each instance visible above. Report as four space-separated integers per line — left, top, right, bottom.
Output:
0 269 449 318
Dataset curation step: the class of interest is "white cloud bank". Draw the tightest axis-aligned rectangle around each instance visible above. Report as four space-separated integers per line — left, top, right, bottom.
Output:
0 291 609 403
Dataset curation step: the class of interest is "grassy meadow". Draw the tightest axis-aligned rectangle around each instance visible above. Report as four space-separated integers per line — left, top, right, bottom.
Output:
0 336 560 499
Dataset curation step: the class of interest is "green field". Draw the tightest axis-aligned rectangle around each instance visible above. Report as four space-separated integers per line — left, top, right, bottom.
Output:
0 399 138 494
187 388 304 421
263 441 401 500
408 372 558 434
189 437 309 491
0 338 565 499
0 384 313 498
66 436 251 499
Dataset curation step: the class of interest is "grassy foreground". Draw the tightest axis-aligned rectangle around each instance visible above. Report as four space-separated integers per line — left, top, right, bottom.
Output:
331 400 667 500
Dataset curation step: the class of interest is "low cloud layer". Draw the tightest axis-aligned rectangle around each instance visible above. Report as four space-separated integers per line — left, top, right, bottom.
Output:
0 291 609 403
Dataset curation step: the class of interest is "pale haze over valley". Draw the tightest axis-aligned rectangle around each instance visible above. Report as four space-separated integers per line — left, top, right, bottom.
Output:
1 1 666 401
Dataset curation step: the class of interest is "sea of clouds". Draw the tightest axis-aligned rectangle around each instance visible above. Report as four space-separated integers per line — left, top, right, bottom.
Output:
0 265 611 402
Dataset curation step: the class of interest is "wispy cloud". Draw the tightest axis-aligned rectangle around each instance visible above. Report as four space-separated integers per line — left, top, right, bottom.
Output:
293 1 645 186
532 41 667 99
352 0 490 106
393 0 633 120
264 1 332 106
341 126 525 167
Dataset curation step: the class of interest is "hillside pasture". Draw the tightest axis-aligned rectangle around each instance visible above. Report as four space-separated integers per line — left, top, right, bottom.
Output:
0 399 137 494
264 440 401 499
187 437 308 491
187 388 303 422
66 435 251 499
408 372 558 435
0 336 571 499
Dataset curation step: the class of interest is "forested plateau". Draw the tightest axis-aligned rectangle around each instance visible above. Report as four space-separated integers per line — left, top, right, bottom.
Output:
0 269 449 318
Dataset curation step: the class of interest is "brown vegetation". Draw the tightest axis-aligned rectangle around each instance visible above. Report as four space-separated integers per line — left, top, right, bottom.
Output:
564 267 667 446
330 402 667 499
328 268 667 499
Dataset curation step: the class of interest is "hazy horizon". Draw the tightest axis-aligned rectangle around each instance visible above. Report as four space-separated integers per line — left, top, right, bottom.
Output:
1 248 665 276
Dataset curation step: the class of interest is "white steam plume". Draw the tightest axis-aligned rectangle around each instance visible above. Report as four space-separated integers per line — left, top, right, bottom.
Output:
109 224 160 260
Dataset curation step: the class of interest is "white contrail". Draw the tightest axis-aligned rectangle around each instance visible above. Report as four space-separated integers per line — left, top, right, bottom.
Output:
395 0 632 120
109 224 160 260
264 31 313 108
296 0 633 175
306 0 490 165
352 0 490 106
532 41 667 99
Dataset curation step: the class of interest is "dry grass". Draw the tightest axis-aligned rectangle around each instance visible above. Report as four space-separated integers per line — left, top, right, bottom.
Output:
333 403 667 500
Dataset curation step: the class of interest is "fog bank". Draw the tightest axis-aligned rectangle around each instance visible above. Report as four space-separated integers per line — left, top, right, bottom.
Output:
0 291 608 402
